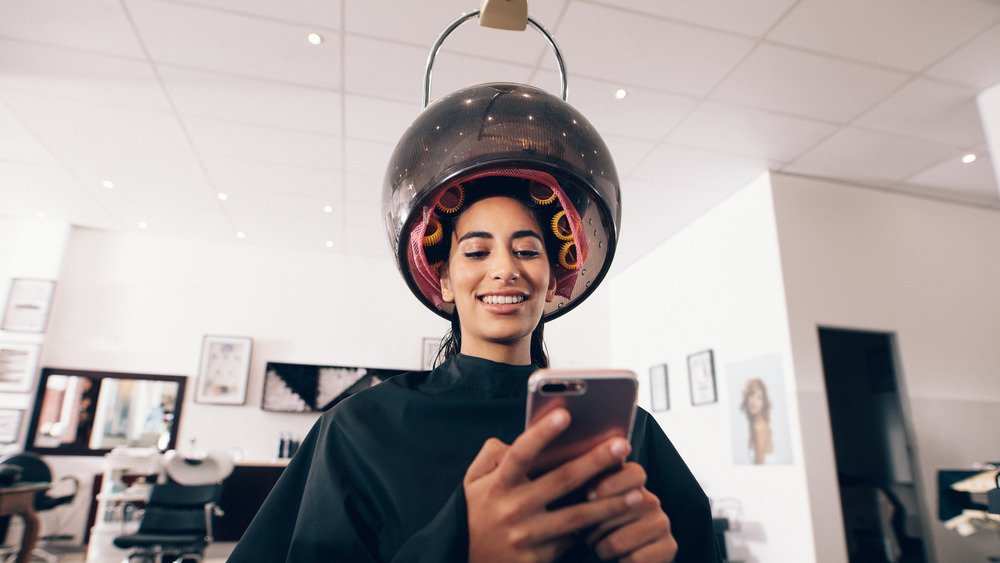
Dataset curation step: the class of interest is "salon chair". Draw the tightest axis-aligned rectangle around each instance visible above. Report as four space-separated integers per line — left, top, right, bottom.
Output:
0 452 79 563
112 482 224 563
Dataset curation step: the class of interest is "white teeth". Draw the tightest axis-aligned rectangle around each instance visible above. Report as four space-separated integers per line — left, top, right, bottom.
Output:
481 295 525 305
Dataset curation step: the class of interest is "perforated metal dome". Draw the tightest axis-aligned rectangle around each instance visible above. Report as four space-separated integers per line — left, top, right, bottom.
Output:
382 82 621 321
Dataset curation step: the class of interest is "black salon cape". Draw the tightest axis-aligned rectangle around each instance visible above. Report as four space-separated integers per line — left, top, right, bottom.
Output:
229 354 722 562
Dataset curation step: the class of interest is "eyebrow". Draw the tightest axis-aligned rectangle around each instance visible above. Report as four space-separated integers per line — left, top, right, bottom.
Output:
457 229 544 243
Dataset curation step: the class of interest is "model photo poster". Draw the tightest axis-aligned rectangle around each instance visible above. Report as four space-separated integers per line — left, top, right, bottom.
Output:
727 353 793 465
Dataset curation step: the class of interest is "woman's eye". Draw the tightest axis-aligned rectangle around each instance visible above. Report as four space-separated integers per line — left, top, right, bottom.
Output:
464 251 489 259
515 250 541 258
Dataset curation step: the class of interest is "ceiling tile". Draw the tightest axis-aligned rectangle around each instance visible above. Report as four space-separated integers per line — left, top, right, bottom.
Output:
342 0 567 55
904 146 999 202
667 100 839 162
926 21 1000 91
343 172 386 207
601 136 657 178
784 127 959 186
177 0 342 28
184 117 342 170
60 145 209 189
160 66 341 134
535 70 699 142
2 92 191 152
102 200 233 238
711 43 910 123
344 95 420 143
767 0 1000 72
201 155 343 199
125 0 340 88
0 101 56 166
0 39 169 110
853 78 985 147
0 0 145 58
630 144 769 190
588 0 799 37
549 2 755 96
343 140 395 179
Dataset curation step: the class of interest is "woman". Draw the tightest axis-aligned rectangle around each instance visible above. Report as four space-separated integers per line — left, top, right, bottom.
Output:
229 83 721 562
740 378 774 465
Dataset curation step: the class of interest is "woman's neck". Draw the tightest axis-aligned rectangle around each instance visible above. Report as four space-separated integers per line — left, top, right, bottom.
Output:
460 339 532 366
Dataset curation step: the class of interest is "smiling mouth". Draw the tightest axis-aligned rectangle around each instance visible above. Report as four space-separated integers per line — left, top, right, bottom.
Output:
479 295 526 305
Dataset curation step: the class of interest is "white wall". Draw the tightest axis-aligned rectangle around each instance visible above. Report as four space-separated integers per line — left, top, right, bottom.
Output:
0 218 70 445
771 172 1000 563
23 226 611 543
608 175 815 563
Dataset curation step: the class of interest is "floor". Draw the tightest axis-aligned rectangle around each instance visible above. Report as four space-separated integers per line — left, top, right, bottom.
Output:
36 541 236 563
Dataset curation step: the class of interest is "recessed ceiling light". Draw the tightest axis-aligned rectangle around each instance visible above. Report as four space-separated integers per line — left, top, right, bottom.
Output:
962 153 977 164
236 231 246 239
307 33 323 45
218 193 229 201
614 88 628 100
325 240 334 248
323 205 333 213
138 221 148 229
34 211 46 219
102 180 115 189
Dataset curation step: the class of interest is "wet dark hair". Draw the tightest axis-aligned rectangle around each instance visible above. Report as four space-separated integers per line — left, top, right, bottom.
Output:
430 177 561 368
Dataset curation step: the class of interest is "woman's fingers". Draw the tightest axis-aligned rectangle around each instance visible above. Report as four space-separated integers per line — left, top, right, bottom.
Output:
531 437 633 504
498 408 571 486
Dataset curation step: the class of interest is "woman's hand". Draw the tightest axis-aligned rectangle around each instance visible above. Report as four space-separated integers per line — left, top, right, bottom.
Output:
583 463 678 562
464 408 642 563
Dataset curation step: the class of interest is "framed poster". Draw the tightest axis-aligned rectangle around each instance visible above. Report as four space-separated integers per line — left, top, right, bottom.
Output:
0 409 24 444
648 363 669 412
195 335 253 405
262 362 408 413
688 349 718 406
0 342 42 392
1 279 56 333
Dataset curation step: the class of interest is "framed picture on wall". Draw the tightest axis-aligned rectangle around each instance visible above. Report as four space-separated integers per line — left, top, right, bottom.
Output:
1 279 56 333
0 409 24 444
0 342 42 393
649 363 669 412
688 349 718 406
195 335 253 405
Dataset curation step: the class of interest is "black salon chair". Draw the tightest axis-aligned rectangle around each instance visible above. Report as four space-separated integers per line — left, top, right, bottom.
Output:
0 452 79 563
113 482 224 563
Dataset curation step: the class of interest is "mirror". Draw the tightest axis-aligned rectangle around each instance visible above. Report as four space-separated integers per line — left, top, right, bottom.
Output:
25 368 186 456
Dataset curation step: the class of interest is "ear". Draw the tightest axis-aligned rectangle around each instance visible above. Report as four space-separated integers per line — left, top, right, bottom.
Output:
544 270 557 303
439 266 455 303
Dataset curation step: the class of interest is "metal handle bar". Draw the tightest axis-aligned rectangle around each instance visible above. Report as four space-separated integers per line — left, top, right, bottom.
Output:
422 9 568 109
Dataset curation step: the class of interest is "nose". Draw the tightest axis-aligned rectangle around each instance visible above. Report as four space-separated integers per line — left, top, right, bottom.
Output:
490 249 520 282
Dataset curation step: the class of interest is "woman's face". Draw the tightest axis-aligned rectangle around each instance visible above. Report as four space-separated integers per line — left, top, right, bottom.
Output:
439 196 557 362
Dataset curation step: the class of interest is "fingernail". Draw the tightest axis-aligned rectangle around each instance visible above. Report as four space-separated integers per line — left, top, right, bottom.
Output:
626 490 642 507
550 410 568 428
610 439 628 458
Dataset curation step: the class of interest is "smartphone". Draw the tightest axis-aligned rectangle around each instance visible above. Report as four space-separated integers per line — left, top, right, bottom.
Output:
525 368 638 478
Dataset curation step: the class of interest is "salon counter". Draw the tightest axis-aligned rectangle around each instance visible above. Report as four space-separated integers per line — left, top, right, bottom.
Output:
215 459 288 542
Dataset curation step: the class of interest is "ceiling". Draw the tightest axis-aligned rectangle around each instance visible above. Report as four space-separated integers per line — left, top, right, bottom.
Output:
2 0 999 275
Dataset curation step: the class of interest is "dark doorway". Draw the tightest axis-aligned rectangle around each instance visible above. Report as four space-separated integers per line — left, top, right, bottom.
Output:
818 327 928 563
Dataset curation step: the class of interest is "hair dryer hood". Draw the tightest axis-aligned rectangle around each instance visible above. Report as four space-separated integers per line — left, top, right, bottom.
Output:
383 82 621 321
